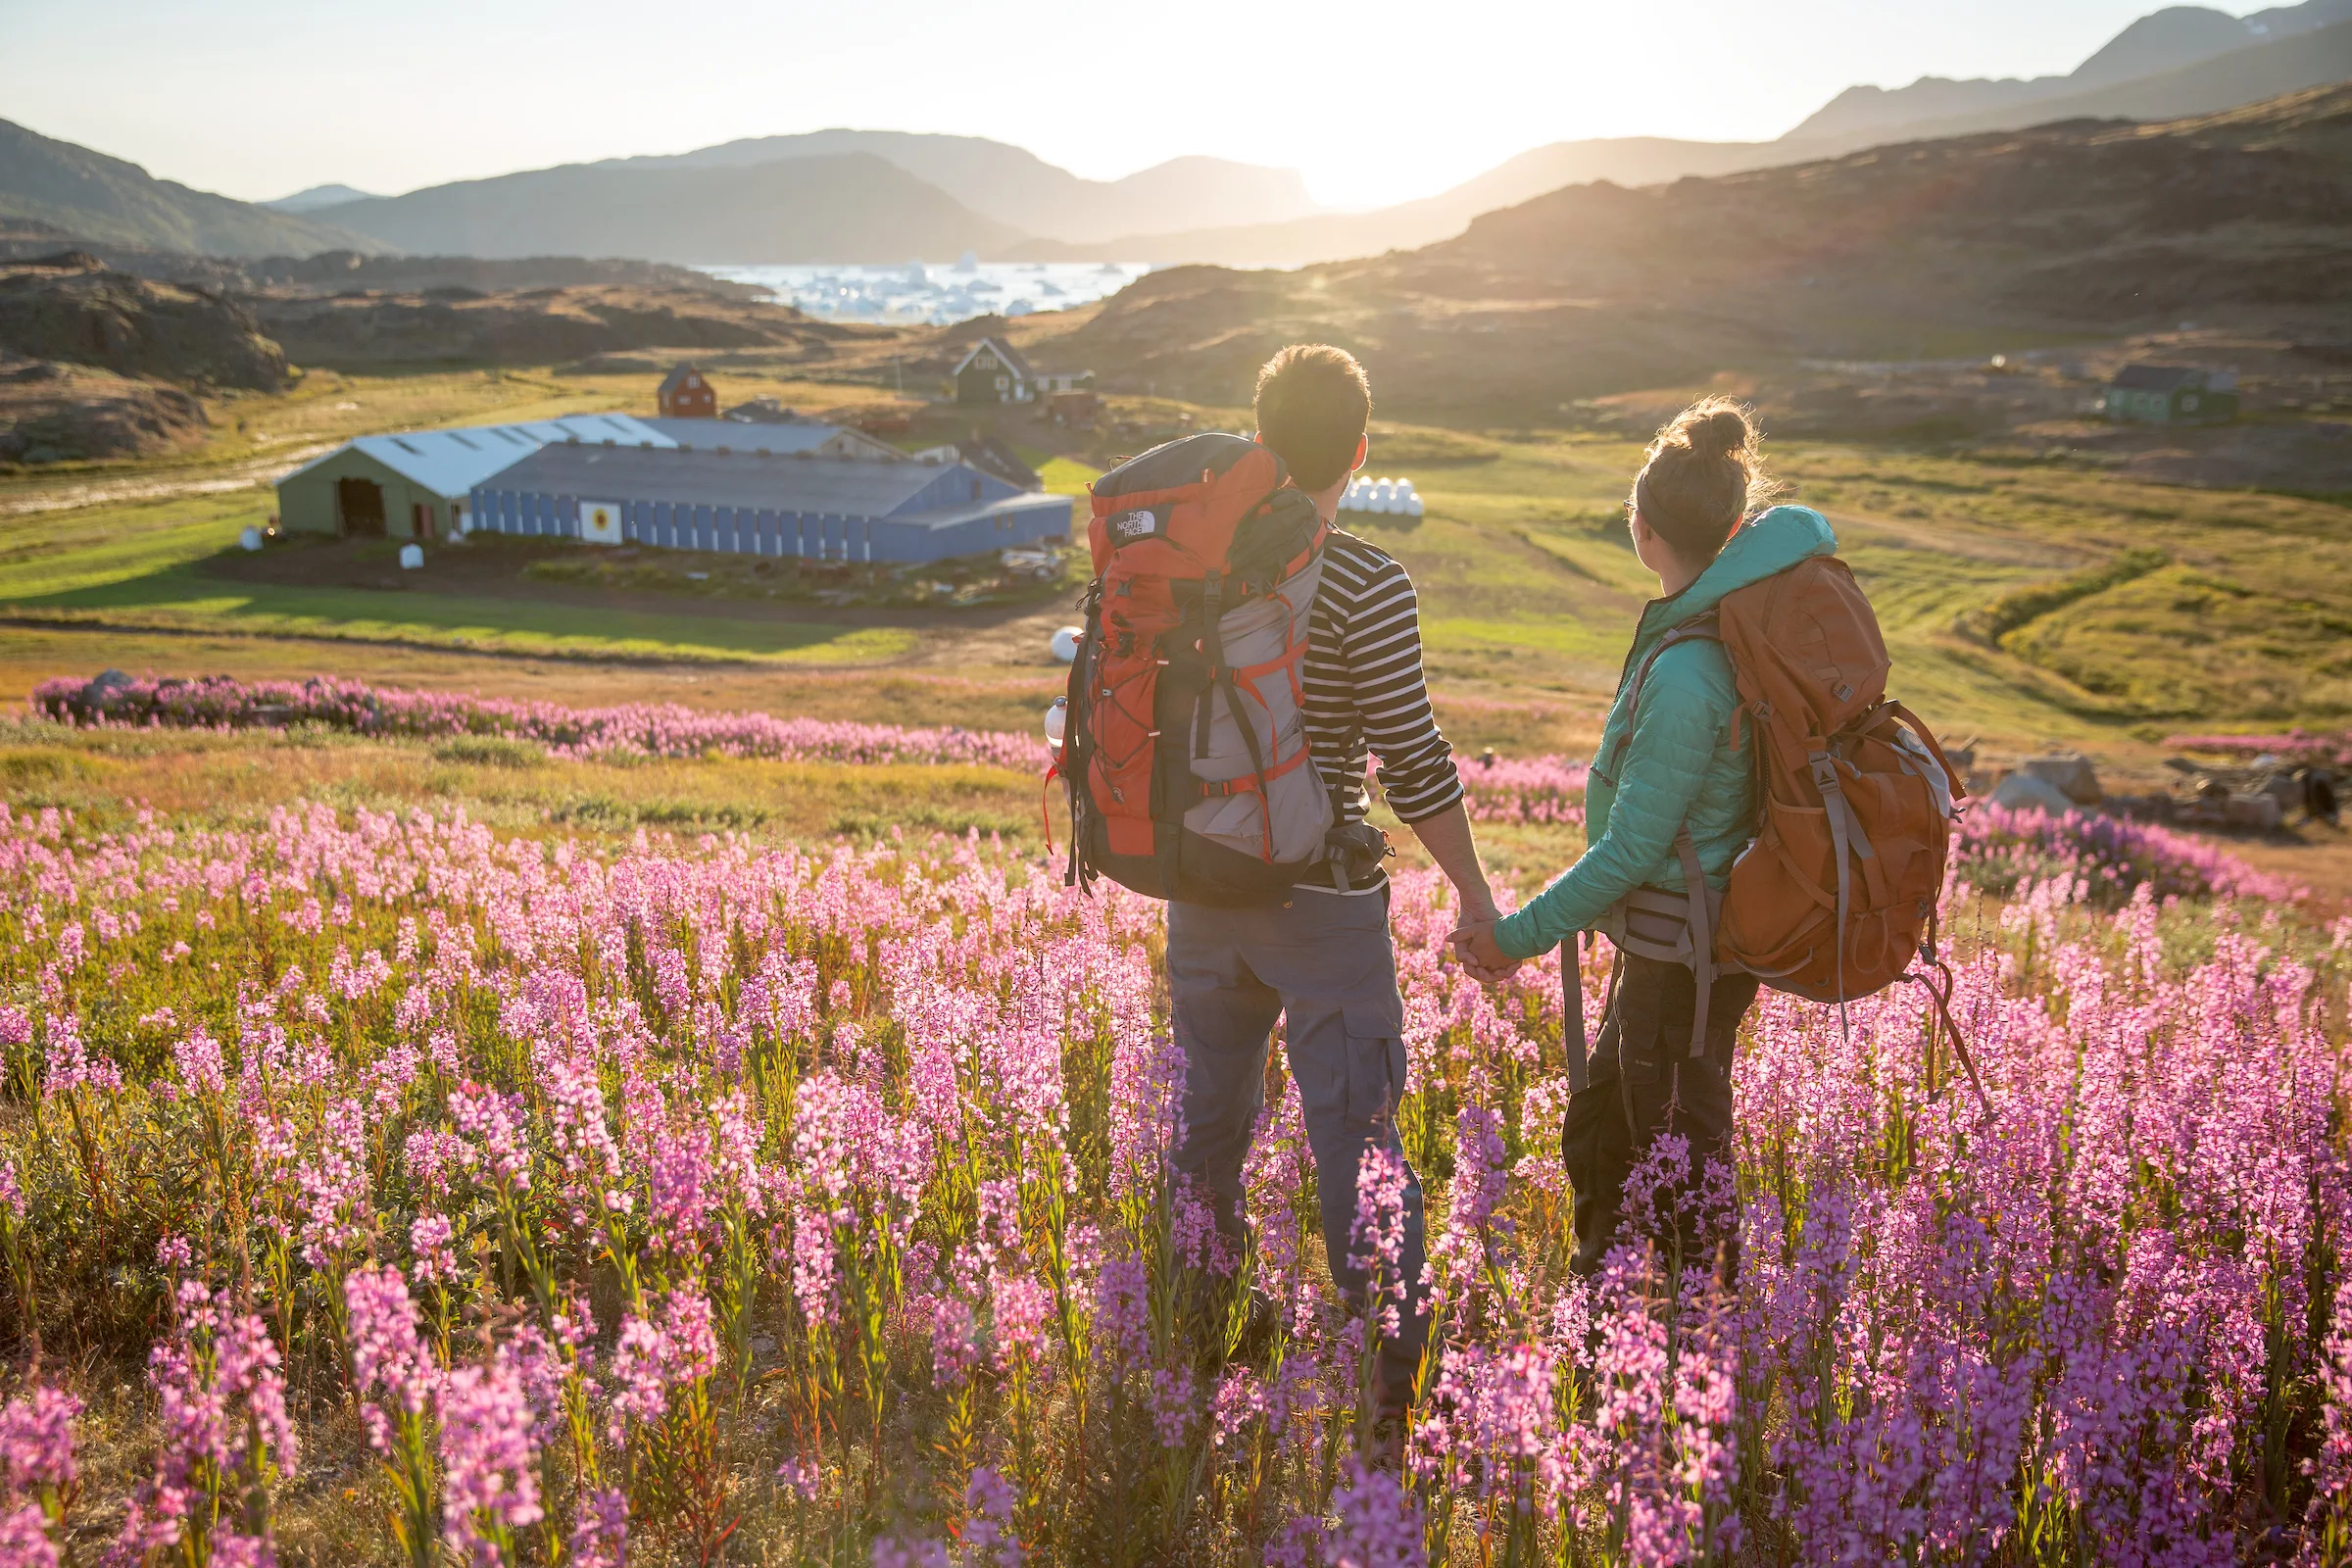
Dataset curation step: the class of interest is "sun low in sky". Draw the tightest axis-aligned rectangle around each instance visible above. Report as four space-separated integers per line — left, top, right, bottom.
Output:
0 0 2278 209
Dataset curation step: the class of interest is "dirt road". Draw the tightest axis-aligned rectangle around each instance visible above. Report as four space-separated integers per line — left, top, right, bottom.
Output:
0 442 334 519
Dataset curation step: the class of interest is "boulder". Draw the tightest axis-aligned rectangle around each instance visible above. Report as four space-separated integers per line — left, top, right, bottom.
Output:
2223 793 2283 831
2023 753 2102 805
0 354 208 464
1990 771 2081 815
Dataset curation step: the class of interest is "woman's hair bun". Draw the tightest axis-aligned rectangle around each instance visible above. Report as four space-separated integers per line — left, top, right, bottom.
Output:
1687 406 1751 460
1630 396 1780 564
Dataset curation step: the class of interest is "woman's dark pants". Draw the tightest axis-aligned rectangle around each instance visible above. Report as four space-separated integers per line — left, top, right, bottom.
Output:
1562 952 1758 1279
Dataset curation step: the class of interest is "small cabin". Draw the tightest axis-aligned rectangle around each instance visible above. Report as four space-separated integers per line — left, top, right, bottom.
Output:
955 338 1037 404
2105 365 2238 425
658 365 717 418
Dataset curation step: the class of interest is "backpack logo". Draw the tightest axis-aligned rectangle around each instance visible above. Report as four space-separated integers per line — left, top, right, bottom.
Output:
1115 508 1158 539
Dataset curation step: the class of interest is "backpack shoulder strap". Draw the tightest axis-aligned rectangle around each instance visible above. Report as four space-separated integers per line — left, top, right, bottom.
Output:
1596 612 1721 787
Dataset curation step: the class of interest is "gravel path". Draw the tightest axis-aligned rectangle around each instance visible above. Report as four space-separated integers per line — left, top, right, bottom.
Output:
0 442 335 519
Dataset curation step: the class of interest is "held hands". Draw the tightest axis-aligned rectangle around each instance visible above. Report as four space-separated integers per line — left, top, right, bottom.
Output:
1446 881 1522 986
1447 919 1521 986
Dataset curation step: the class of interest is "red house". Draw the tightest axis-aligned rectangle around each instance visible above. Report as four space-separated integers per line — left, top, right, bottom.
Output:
657 365 716 418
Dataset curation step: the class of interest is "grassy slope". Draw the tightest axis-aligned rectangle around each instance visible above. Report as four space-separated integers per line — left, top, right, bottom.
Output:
3 366 2347 750
1390 435 2352 747
0 488 914 663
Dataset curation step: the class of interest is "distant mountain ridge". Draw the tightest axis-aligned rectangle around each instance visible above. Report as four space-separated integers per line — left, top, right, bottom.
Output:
263 183 379 213
0 119 384 258
1786 0 2351 142
1 0 2345 270
316 153 1023 264
1038 84 2352 416
597 130 1319 244
1029 3 2352 265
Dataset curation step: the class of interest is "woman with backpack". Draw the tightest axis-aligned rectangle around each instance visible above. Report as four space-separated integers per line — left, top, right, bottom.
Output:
1450 398 1838 1279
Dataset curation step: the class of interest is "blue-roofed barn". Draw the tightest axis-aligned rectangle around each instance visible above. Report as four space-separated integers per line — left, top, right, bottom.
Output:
470 442 1076 565
275 414 676 539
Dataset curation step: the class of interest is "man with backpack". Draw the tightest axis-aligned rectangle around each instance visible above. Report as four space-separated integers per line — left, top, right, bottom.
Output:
1054 344 1506 1419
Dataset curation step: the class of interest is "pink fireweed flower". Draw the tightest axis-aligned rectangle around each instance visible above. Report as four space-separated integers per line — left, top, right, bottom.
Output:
438 1350 545 1567
605 1285 719 1443
568 1487 628 1568
172 1026 226 1097
1151 1364 1196 1449
960 1464 1020 1566
449 1082 531 1192
1211 1365 1262 1451
647 1120 715 1256
3 1504 64 1568
871 1538 951 1568
2303 1274 2352 1548
1431 1091 1508 1296
40 1013 122 1097
410 1213 460 1286
931 1294 984 1391
1349 1145 1410 1342
115 1282 296 1564
776 1455 822 1502
0 1384 79 1496
991 1272 1052 1374
1323 1459 1427 1567
1091 1258 1150 1369
344 1265 435 1454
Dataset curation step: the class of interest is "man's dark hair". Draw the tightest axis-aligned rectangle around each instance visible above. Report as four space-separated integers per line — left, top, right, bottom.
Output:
1253 344 1371 491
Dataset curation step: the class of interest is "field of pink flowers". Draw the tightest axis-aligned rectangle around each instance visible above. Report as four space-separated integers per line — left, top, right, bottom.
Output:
0 766 2347 1566
2167 731 2352 768
29 675 1591 831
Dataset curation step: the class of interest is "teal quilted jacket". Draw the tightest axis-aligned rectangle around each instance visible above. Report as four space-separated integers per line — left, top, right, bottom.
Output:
1494 506 1838 960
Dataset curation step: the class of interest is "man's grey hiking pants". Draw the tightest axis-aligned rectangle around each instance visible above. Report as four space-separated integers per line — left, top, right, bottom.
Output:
1166 888 1428 1403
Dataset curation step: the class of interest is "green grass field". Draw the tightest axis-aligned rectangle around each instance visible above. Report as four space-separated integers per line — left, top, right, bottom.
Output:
3 366 2346 754
0 489 916 663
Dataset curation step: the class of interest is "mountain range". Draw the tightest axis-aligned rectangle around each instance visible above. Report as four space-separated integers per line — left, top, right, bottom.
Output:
1017 3 2352 264
1025 83 2352 416
0 120 383 258
584 131 1319 244
2 0 2347 268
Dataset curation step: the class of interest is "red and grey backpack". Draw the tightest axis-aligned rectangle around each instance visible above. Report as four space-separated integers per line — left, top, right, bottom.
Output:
1052 432 1340 906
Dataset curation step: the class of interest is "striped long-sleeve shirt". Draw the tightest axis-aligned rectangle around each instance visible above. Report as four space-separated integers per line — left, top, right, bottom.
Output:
1302 531 1464 842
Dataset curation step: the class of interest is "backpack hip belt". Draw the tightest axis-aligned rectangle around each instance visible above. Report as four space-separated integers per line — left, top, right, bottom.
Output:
1591 827 1728 1063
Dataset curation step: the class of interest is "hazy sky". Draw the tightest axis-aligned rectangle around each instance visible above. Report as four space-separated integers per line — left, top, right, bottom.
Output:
1 0 2268 210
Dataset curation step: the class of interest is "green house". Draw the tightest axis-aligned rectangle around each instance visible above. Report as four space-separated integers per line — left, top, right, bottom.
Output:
2104 365 2239 426
275 414 673 538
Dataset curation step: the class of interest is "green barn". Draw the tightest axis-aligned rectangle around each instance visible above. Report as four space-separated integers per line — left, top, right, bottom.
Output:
2104 365 2240 426
275 414 673 538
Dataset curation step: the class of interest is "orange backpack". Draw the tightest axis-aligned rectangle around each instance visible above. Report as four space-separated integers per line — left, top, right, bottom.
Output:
1591 556 1985 1103
1053 433 1342 906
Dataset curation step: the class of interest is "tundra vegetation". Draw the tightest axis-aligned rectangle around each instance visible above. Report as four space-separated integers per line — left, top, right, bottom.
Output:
0 684 2347 1566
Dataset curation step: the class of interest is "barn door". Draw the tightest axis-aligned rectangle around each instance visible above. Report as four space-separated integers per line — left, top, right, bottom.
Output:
337 477 386 537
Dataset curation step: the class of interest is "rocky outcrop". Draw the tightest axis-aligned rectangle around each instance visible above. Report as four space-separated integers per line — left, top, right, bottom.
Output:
0 257 287 388
0 354 207 463
1037 85 2352 417
249 283 870 367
